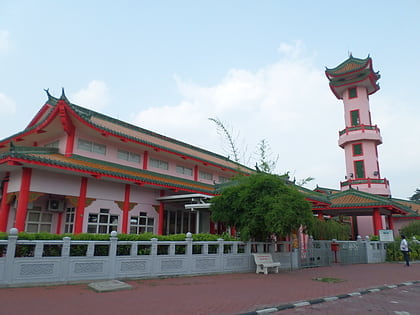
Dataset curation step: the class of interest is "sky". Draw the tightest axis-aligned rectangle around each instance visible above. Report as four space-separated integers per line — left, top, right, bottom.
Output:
0 1 419 199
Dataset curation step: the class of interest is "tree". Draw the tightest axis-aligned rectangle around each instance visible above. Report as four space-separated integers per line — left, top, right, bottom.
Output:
210 172 314 241
409 188 420 202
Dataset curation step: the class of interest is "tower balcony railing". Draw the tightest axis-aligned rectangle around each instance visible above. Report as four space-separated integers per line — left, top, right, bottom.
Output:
338 125 381 136
339 124 380 136
338 124 382 147
340 177 390 189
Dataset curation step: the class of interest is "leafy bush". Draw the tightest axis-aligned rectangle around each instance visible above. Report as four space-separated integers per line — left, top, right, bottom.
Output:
386 238 420 261
310 219 351 240
400 220 420 238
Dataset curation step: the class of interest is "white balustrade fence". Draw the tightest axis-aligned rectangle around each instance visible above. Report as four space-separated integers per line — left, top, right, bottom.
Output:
0 229 390 287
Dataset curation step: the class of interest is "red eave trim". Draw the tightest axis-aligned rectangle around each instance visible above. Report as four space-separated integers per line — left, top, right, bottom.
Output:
27 104 53 128
4 156 217 195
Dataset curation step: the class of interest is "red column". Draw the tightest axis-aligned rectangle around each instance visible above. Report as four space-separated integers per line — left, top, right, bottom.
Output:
143 151 148 170
74 177 87 234
122 184 131 234
0 173 10 231
372 208 383 236
194 165 198 181
15 168 32 231
157 190 165 235
65 129 75 157
387 215 394 230
56 213 63 234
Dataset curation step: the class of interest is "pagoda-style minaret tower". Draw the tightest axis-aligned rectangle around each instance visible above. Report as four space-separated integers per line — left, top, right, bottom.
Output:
326 55 391 196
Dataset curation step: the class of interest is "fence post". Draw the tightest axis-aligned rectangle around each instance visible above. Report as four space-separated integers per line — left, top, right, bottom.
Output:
217 238 224 272
5 228 18 284
61 236 71 282
109 231 118 279
151 238 158 276
185 233 193 274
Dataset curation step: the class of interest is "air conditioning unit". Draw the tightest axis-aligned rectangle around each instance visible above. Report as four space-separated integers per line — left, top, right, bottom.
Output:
47 199 64 212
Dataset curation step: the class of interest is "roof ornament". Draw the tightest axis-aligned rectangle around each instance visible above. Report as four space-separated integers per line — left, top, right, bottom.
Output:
60 88 70 104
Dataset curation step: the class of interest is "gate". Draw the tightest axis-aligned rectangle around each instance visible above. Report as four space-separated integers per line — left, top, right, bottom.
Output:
298 240 368 268
337 241 368 264
299 240 332 268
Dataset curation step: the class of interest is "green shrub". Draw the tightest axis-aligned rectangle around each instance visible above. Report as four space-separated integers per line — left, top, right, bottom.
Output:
386 238 420 261
311 219 351 240
400 221 420 238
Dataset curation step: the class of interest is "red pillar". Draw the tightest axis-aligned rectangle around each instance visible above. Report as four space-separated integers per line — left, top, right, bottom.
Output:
74 177 87 234
0 173 10 231
122 184 131 234
194 165 198 181
15 168 32 231
372 208 383 236
65 129 75 157
142 151 148 170
388 215 394 230
56 212 63 234
157 190 165 235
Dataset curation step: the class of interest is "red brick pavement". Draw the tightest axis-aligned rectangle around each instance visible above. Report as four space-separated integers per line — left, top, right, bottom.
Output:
0 262 418 315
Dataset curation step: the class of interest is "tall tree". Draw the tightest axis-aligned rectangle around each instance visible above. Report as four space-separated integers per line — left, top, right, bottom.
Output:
210 172 314 241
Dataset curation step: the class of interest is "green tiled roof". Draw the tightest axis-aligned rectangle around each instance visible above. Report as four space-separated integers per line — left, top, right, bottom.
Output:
325 55 371 77
0 147 216 194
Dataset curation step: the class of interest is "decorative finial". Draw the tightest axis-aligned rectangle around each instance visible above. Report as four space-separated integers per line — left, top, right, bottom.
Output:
60 88 70 103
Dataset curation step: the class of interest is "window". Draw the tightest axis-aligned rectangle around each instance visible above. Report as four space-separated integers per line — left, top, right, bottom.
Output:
77 139 106 155
130 212 155 234
118 150 140 163
354 160 365 179
352 143 363 156
199 171 213 181
87 209 118 234
149 158 169 170
25 207 52 233
64 207 75 233
348 87 357 98
219 176 230 183
176 165 193 176
350 110 360 126
45 140 59 148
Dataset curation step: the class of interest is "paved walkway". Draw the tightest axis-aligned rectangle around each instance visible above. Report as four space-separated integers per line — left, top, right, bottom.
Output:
0 262 419 315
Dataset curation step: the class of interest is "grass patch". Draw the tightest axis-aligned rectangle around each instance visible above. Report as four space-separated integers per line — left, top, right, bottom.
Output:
313 277 345 283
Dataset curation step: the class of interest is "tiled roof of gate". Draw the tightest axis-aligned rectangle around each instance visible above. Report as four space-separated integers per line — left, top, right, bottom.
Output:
324 189 411 214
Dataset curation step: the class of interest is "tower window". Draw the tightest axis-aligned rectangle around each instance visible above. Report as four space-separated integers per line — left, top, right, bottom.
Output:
352 143 363 156
349 87 357 98
354 160 365 179
350 110 360 126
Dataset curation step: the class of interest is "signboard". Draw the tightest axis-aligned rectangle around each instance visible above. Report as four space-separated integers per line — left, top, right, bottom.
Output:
379 230 394 242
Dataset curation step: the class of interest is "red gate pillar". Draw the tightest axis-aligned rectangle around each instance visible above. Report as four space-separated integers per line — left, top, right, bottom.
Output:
372 208 383 236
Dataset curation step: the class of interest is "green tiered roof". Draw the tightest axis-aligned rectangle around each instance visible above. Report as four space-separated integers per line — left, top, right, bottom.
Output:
325 55 380 99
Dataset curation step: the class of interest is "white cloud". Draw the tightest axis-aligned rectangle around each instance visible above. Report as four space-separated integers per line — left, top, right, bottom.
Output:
0 93 16 115
0 30 12 53
132 41 343 190
71 80 110 111
130 41 419 198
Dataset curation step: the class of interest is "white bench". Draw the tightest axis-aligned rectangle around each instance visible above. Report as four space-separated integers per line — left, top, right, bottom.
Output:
253 253 281 275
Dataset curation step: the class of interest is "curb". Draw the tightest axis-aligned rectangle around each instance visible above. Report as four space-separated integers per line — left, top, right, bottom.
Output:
236 280 420 315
